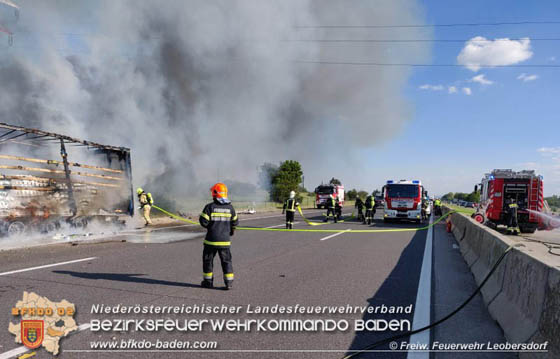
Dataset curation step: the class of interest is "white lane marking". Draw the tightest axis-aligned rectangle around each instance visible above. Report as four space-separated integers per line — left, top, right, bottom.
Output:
0 323 91 359
407 215 433 359
265 222 300 229
320 229 351 241
0 257 97 277
0 346 27 359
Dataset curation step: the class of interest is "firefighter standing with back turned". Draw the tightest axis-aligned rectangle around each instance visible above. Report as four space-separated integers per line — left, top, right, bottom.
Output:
355 196 364 222
199 183 238 290
323 194 337 223
137 188 153 226
364 194 375 225
434 198 442 216
505 198 520 235
282 191 299 229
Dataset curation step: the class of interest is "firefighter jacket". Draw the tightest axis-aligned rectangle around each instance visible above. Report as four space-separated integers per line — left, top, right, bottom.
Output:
138 192 153 207
355 198 364 210
365 196 374 210
199 198 238 247
326 197 336 209
507 202 518 216
283 198 299 213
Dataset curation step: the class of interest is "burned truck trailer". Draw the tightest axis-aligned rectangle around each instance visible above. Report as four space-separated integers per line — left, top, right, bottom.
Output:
0 123 134 236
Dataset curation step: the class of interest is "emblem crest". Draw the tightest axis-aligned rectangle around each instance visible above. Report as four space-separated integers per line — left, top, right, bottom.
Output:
21 320 44 349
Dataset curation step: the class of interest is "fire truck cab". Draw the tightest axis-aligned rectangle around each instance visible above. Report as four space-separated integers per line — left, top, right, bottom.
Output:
315 184 344 209
474 169 543 233
383 180 426 223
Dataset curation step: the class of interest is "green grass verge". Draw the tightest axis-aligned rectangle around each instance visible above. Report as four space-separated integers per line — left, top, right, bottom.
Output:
446 203 476 214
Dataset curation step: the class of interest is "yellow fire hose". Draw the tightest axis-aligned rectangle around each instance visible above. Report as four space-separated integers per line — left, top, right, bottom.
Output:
153 205 470 233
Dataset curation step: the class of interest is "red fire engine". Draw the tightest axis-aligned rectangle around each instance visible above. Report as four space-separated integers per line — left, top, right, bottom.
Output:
383 180 425 223
473 169 544 233
314 184 344 209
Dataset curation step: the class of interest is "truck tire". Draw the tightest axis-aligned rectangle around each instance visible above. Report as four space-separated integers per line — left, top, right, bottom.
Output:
8 221 26 236
519 225 537 234
72 217 89 229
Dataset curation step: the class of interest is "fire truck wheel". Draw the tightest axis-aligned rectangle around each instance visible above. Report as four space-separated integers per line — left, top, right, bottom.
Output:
7 222 26 236
519 225 537 234
473 214 485 224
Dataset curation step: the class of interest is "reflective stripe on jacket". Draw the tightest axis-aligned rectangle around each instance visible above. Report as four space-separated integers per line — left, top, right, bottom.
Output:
283 198 298 212
199 199 238 246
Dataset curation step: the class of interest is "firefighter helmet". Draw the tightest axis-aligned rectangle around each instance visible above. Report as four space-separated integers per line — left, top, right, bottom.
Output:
137 187 143 195
289 191 296 199
211 183 228 198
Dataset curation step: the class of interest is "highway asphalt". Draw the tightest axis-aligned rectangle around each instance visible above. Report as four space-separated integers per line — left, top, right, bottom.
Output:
0 209 511 358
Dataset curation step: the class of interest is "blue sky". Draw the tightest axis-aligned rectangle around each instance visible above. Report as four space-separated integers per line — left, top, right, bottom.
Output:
360 0 560 196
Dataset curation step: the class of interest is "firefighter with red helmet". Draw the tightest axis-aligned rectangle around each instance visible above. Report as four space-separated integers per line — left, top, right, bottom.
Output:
199 183 238 289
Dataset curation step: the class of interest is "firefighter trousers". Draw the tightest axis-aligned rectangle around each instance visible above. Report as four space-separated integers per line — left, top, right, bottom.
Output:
142 205 153 225
506 213 518 229
202 245 234 283
357 208 364 221
325 208 337 222
285 211 295 228
364 208 375 222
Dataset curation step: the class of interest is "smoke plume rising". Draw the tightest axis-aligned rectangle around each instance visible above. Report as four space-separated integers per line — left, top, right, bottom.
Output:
0 0 430 199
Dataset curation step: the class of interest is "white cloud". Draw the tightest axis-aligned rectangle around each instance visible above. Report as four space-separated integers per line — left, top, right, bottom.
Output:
548 56 556 62
470 74 493 85
462 87 472 95
517 73 539 82
448 86 457 94
419 84 444 91
457 36 533 72
538 147 560 157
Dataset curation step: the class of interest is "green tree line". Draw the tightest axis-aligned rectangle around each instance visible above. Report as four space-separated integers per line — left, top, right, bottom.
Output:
441 191 480 203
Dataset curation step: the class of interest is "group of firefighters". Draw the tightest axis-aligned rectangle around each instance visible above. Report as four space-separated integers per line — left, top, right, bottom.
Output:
354 195 376 225
135 183 523 290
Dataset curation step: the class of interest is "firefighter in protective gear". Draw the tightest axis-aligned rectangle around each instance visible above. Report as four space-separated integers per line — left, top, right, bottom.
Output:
282 191 299 229
355 197 364 221
199 183 238 290
505 198 520 235
421 198 428 221
137 188 153 226
335 197 342 220
434 198 442 216
323 194 337 223
364 195 375 225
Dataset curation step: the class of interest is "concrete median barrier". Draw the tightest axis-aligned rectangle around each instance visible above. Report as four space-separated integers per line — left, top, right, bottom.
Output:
443 207 560 358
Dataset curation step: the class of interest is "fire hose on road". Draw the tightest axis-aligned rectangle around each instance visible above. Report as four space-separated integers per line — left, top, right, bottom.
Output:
152 204 469 233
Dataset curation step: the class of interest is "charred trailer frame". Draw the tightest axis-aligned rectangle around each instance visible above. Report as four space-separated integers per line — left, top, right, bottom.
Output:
0 122 134 237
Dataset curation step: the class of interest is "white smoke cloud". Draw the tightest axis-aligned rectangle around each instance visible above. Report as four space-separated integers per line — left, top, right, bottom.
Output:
1 0 430 199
